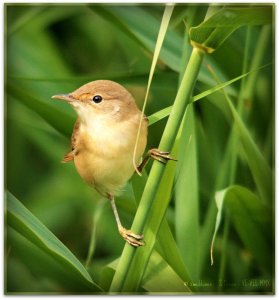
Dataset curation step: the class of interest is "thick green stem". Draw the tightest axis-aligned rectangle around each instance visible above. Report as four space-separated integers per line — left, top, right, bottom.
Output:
158 49 204 151
109 47 204 292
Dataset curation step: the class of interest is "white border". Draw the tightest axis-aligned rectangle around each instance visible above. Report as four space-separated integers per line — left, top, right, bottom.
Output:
2 1 276 299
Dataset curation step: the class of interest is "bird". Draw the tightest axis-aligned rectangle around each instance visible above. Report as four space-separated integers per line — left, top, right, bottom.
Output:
52 80 175 247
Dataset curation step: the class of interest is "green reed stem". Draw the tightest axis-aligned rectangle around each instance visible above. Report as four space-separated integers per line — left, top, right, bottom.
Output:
109 47 204 292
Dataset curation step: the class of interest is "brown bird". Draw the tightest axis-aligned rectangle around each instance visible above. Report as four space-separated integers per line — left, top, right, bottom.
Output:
52 80 174 247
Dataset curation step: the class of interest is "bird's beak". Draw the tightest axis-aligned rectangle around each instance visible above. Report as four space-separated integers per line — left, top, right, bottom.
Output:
52 94 75 102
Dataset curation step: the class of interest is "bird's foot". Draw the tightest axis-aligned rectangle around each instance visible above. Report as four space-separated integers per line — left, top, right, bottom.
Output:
137 148 177 173
119 226 144 247
149 148 177 164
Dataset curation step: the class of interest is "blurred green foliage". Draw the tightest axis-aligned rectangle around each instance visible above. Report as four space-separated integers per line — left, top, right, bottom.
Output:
5 3 274 294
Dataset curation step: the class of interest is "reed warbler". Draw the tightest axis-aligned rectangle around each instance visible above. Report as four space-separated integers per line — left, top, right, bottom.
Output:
52 80 175 247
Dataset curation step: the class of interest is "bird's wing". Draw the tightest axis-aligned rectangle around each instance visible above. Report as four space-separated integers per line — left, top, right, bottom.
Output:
61 118 80 163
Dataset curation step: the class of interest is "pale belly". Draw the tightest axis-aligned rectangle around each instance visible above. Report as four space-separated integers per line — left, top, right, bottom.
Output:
74 125 147 197
74 149 138 196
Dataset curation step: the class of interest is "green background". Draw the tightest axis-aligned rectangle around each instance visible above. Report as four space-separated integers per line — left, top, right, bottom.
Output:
5 4 274 294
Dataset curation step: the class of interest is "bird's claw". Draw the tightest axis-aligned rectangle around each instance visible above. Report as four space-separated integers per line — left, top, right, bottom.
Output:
149 148 177 164
119 227 144 247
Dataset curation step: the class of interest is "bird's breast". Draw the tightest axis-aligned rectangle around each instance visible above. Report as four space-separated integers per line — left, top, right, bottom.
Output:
73 117 147 196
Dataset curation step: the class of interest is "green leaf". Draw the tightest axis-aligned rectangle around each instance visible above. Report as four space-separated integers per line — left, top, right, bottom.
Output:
190 6 272 53
192 64 271 103
211 186 272 273
6 191 102 292
148 106 172 126
210 191 225 266
8 227 96 292
156 221 192 288
175 105 200 281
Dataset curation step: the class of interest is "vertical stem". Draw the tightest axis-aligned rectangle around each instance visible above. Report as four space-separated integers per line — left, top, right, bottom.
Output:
159 48 204 150
109 47 204 292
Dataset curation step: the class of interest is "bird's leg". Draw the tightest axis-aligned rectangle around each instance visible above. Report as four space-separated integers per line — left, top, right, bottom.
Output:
137 148 177 173
108 194 144 247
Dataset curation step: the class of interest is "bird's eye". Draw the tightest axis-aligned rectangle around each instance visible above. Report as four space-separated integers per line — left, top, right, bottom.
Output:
92 95 103 103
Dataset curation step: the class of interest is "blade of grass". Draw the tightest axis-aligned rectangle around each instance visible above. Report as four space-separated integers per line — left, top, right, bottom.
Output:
8 227 93 292
133 4 175 174
147 63 271 126
6 191 102 291
174 104 200 281
156 220 192 287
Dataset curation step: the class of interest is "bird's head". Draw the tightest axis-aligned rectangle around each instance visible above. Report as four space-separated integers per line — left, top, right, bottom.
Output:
52 80 139 122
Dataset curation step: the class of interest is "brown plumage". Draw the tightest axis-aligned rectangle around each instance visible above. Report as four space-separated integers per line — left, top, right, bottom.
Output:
62 118 81 163
52 80 174 247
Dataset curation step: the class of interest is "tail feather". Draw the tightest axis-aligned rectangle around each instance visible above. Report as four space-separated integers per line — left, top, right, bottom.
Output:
61 151 74 163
